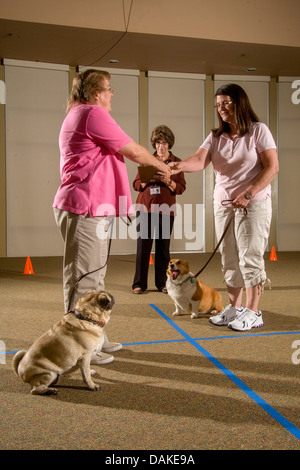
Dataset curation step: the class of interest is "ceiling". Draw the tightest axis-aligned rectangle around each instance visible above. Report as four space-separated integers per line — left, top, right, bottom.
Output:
1 18 300 77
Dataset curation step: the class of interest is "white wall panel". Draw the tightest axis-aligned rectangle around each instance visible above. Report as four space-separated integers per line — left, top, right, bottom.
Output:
5 62 68 256
5 64 296 258
148 73 205 252
214 76 270 126
278 79 300 250
103 70 140 254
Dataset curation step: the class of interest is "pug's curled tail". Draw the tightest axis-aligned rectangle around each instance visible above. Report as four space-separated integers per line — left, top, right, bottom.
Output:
12 350 26 375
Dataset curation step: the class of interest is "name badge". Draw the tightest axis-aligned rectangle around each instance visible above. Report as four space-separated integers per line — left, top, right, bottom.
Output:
150 186 161 195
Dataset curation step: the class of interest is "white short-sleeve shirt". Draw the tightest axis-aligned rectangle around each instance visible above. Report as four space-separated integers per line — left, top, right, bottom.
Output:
200 122 276 205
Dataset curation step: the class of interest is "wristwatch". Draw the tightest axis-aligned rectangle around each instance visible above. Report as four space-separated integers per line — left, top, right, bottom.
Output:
244 190 252 200
166 180 175 191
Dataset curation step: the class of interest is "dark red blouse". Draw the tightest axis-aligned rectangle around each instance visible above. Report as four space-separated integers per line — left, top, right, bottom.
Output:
132 152 186 215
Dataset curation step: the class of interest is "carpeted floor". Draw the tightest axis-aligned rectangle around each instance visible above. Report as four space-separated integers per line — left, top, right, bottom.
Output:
0 251 299 451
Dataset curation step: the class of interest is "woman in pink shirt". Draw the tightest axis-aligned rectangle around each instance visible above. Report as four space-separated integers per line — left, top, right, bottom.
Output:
171 83 279 331
53 69 170 364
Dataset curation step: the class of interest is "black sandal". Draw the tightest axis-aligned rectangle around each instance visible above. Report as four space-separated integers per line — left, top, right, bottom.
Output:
158 287 168 294
132 287 145 294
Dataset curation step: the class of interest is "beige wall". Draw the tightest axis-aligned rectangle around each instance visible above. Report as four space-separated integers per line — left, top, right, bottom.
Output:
2 60 300 256
0 0 299 48
0 65 6 256
147 72 205 252
0 0 300 255
278 78 300 251
4 61 69 257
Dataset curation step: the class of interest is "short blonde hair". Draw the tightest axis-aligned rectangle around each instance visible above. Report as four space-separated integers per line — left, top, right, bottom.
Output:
151 125 175 149
67 69 111 112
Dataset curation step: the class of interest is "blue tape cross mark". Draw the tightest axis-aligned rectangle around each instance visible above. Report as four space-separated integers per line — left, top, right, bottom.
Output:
4 330 300 354
150 303 300 441
122 330 300 347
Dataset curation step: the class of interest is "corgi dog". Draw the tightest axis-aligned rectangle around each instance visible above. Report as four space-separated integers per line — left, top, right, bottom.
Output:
166 259 224 319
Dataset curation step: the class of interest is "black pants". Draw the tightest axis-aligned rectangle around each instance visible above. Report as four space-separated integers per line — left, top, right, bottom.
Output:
132 212 175 291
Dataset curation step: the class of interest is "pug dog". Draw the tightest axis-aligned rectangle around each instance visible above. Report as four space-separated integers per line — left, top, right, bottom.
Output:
13 290 114 395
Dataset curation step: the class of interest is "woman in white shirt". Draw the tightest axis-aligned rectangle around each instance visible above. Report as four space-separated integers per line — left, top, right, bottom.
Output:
171 83 279 331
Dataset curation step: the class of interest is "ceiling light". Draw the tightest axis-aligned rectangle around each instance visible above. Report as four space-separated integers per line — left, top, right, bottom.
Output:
108 59 119 64
246 67 256 72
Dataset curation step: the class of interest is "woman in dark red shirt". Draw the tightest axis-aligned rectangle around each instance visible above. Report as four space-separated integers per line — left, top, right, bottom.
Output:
132 125 186 294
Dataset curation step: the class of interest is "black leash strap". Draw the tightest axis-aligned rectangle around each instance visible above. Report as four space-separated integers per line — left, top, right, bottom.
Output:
193 209 236 279
67 218 114 312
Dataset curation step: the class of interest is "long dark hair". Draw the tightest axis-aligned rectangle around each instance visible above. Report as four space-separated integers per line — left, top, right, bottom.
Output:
213 83 260 137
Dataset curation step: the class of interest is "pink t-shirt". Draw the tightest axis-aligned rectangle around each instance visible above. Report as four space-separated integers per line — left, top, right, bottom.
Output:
53 104 133 217
200 122 277 205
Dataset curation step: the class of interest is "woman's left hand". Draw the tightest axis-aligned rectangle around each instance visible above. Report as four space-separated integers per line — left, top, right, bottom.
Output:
153 172 172 186
232 192 251 208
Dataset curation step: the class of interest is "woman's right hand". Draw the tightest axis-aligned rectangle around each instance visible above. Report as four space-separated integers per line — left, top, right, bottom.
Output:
168 161 182 175
156 160 171 178
120 140 171 176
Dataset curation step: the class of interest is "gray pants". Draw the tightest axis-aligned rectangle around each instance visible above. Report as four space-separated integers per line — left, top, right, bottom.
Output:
214 198 272 288
53 209 112 313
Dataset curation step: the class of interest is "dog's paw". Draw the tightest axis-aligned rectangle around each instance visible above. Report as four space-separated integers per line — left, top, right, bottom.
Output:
191 313 200 319
90 369 97 376
31 386 58 395
89 384 100 391
172 311 181 316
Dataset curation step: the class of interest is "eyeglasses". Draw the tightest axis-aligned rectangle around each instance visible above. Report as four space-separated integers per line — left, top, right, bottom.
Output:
104 86 114 93
214 100 233 109
156 141 168 146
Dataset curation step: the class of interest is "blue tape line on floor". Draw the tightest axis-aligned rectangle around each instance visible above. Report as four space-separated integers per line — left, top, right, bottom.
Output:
150 303 300 441
122 329 300 346
3 330 300 352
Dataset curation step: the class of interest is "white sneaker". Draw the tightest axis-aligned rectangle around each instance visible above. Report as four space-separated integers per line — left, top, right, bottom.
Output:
102 341 123 353
90 352 114 365
209 304 243 326
228 308 263 331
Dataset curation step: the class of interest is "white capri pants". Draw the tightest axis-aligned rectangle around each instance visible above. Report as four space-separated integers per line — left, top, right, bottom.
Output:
54 208 112 313
214 198 272 289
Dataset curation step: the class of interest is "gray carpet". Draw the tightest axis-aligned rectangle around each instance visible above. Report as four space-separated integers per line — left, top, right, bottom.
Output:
0 252 300 450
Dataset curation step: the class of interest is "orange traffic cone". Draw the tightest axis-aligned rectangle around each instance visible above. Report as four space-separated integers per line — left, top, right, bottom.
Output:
149 254 154 265
24 256 34 274
269 246 277 261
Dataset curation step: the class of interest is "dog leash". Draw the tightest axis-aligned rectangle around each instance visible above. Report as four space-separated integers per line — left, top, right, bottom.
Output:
67 218 115 312
66 215 133 312
192 206 239 280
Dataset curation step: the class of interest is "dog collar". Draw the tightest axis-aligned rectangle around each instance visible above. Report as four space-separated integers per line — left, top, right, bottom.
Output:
68 310 105 328
173 275 196 286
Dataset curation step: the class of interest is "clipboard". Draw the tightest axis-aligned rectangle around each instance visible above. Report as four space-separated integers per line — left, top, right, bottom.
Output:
138 166 157 183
